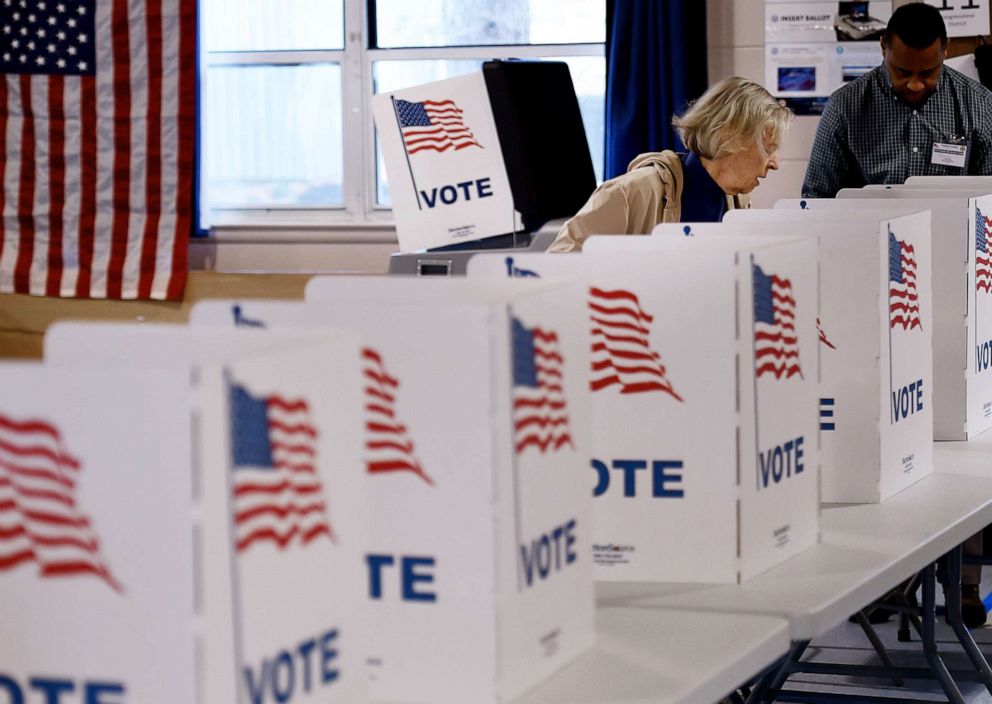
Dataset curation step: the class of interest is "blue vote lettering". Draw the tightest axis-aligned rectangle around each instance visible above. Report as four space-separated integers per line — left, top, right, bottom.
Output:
758 437 804 489
419 178 493 208
591 459 684 498
0 675 124 704
242 629 340 704
891 378 924 422
366 554 437 602
519 519 578 588
978 341 992 372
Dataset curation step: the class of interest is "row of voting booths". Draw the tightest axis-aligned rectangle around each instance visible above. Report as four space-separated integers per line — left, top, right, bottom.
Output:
8 55 992 703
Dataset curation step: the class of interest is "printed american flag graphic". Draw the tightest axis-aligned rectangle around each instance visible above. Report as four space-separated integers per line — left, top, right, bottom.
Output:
817 317 836 350
0 0 196 300
889 230 922 331
394 98 482 155
753 264 802 379
229 384 334 554
0 411 121 592
977 207 992 294
362 347 433 486
511 317 574 455
588 286 682 399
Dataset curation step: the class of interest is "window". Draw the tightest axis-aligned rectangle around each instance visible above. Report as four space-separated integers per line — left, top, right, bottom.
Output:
199 0 605 232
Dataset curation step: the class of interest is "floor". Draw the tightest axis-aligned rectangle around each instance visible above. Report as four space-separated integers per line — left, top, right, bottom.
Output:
778 579 992 702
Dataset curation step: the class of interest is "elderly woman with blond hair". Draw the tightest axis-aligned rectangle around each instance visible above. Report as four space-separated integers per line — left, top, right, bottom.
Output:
548 77 792 253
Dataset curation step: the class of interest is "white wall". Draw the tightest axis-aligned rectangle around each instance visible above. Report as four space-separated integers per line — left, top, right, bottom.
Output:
707 0 820 207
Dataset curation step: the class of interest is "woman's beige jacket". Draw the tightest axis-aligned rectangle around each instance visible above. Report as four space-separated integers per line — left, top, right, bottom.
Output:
547 151 749 253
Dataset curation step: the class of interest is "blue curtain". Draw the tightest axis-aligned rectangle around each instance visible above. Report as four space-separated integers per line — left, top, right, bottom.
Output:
604 0 709 179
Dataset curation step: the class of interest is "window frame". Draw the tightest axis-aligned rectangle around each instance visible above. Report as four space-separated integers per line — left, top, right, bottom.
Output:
198 0 605 234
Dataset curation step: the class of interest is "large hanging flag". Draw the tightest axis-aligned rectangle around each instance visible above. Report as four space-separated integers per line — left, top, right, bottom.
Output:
0 0 196 300
0 411 121 592
229 384 335 555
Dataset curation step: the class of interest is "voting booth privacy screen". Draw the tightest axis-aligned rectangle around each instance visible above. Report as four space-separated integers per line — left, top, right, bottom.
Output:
373 61 595 254
41 326 371 704
584 236 821 582
779 193 992 441
0 364 198 704
469 250 740 582
720 211 935 502
191 278 595 704
475 238 820 583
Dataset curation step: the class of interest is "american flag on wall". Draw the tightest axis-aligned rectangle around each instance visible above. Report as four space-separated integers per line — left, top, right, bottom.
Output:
889 230 922 331
511 316 573 455
393 98 482 155
588 286 682 399
753 264 802 379
0 0 196 300
0 411 121 592
229 384 335 555
977 207 992 294
362 346 433 486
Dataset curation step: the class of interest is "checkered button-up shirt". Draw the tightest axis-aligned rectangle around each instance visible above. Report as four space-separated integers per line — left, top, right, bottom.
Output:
802 65 992 198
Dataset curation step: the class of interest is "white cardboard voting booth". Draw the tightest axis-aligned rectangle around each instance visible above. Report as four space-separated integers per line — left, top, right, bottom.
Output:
0 364 198 704
571 236 821 582
778 194 992 441
468 250 739 582
690 214 935 503
192 277 595 704
43 326 370 704
372 72 516 253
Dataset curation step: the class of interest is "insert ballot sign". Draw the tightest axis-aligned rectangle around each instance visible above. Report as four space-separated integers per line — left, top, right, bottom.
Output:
42 326 370 704
373 72 516 253
0 365 196 704
192 278 594 704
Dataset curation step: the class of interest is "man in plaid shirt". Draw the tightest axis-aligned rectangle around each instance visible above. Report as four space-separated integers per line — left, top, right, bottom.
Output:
803 3 992 198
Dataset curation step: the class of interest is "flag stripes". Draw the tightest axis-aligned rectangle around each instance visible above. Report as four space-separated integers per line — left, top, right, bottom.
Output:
395 98 482 155
362 347 433 485
889 230 922 331
817 317 836 349
0 412 121 591
753 264 803 379
588 286 682 399
0 0 196 300
230 386 335 554
512 318 574 455
977 207 992 294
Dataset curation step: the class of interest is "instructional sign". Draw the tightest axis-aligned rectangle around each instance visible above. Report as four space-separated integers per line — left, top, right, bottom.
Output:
765 1 893 107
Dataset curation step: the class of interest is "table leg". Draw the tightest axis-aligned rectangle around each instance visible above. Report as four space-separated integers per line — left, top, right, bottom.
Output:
921 563 967 704
944 545 992 694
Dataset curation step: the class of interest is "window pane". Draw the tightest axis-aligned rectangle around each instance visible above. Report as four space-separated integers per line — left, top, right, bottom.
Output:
373 0 605 48
203 64 343 215
203 0 344 52
373 57 604 207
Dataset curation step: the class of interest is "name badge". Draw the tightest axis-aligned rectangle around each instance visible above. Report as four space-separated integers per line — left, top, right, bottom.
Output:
931 142 968 168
